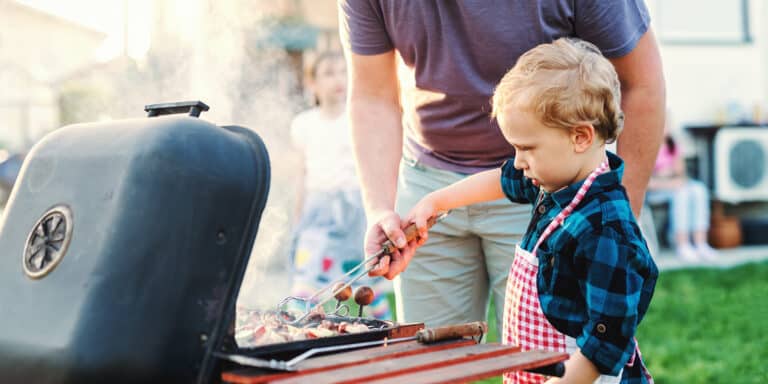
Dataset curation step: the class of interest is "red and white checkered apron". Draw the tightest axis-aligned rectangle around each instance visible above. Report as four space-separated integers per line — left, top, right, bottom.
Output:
503 158 609 384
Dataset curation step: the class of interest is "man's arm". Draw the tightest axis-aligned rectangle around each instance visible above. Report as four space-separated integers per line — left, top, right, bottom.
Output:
609 28 666 217
346 50 401 219
344 49 418 278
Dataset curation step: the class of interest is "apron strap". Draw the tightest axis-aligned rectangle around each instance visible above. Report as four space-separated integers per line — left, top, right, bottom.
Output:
532 157 610 254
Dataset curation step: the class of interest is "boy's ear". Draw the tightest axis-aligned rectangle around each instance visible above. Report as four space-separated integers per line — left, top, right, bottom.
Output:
570 123 595 153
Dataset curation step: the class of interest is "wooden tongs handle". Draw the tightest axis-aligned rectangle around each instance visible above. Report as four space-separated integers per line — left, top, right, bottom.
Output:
415 321 488 343
378 213 445 256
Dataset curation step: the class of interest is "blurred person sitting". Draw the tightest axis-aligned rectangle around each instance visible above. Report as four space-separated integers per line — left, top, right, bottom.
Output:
647 131 717 261
288 51 392 320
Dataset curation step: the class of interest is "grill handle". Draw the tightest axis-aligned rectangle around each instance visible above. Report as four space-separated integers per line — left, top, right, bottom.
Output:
145 100 210 118
415 321 487 343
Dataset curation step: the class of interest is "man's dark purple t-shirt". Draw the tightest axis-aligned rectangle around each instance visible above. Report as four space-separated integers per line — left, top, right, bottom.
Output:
339 0 650 174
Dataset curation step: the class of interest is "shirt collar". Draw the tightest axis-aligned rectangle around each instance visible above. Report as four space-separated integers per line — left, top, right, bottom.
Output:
549 151 624 208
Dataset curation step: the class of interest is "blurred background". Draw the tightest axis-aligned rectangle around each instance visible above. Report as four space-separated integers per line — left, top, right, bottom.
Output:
1 0 766 382
1 0 343 311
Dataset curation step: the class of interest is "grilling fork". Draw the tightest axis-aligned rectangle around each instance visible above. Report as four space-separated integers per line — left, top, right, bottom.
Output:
278 211 449 325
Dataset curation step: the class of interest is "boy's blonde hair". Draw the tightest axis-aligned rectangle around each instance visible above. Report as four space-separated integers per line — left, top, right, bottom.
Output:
492 38 624 143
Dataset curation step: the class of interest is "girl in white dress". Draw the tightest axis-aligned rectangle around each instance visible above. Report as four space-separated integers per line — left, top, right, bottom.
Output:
290 52 392 320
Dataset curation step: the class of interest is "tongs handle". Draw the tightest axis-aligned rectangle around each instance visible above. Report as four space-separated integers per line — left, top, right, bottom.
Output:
376 212 445 257
415 321 487 343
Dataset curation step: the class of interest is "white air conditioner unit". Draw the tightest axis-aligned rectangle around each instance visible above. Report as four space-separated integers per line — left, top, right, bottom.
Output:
714 127 768 203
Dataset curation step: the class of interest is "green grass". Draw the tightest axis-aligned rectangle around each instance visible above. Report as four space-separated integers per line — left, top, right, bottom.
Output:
636 262 768 383
388 261 768 383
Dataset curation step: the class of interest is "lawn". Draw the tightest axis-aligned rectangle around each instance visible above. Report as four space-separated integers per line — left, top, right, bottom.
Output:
635 261 768 383
387 261 768 384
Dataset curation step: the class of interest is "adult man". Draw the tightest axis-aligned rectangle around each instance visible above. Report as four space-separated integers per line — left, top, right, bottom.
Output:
338 1 665 329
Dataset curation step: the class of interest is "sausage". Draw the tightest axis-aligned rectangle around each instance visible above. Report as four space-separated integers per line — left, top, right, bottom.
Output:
332 282 353 301
354 286 374 306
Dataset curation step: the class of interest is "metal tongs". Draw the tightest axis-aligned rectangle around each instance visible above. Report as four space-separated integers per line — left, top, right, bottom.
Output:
277 211 450 325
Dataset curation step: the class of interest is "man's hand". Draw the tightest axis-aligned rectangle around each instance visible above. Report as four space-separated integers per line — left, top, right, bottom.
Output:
365 210 423 280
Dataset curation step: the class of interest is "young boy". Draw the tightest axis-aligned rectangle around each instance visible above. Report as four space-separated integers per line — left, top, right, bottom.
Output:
387 38 658 383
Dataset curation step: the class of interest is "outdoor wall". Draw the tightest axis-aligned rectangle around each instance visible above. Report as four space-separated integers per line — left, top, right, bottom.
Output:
647 0 768 134
645 0 768 219
0 0 105 150
0 0 105 82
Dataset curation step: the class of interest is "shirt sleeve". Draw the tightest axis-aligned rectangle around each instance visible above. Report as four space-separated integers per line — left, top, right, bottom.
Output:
573 0 651 58
499 159 539 204
338 0 394 55
572 224 652 375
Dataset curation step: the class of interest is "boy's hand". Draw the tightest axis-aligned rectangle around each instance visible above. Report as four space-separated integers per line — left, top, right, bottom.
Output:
550 349 599 384
405 194 440 243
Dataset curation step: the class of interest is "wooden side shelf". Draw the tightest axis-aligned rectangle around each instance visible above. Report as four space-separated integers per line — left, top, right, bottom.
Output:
222 340 567 384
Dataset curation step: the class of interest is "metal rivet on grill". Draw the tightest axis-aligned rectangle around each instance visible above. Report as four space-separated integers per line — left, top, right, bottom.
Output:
596 323 607 333
216 231 227 245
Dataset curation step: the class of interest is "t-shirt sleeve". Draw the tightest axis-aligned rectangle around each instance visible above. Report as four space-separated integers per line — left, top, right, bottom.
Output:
338 0 393 55
573 0 651 58
500 159 539 204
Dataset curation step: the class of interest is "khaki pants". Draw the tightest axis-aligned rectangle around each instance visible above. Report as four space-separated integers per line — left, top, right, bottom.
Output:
394 156 530 331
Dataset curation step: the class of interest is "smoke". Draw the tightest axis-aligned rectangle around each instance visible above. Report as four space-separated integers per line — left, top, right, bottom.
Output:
54 0 310 309
174 0 305 309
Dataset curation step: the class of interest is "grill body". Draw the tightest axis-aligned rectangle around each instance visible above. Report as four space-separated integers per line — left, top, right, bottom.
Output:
0 104 270 384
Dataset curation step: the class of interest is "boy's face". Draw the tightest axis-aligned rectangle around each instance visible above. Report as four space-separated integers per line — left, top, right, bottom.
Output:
499 107 585 192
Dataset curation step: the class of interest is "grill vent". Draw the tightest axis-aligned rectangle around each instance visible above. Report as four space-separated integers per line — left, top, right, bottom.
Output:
23 206 73 279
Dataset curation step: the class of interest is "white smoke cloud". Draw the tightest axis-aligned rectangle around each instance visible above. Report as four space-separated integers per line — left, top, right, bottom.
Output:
55 0 309 309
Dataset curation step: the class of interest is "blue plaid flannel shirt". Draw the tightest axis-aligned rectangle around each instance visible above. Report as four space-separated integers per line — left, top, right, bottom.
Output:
500 152 658 382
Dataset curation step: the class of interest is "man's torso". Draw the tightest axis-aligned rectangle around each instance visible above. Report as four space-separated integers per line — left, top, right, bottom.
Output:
341 0 650 173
